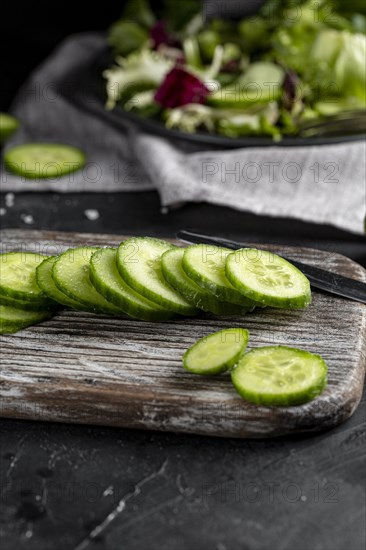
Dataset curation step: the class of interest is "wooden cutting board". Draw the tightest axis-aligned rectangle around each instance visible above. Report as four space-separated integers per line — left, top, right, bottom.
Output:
1 229 365 438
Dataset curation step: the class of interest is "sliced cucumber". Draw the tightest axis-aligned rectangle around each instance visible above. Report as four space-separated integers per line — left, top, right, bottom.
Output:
0 294 56 312
90 248 175 321
117 238 197 315
0 304 51 334
4 143 86 179
161 248 248 316
0 322 27 335
182 244 259 308
52 247 123 315
0 252 57 307
231 346 327 406
0 112 19 143
183 328 249 375
226 248 311 308
36 256 86 311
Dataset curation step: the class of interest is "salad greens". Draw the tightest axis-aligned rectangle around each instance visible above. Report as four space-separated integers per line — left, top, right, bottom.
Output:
104 0 366 139
104 48 173 109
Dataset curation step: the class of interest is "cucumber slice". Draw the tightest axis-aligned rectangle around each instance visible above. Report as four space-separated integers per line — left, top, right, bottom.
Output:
52 248 123 315
0 322 27 335
161 248 248 316
0 294 56 312
182 244 259 308
231 346 327 406
0 252 57 307
183 328 249 375
36 256 86 311
90 248 175 322
0 304 51 334
4 143 85 179
226 248 311 308
117 238 197 315
0 112 19 143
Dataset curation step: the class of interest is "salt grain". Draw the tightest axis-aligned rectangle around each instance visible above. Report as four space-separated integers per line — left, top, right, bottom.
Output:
84 209 100 221
5 193 15 207
0 208 6 216
20 214 34 225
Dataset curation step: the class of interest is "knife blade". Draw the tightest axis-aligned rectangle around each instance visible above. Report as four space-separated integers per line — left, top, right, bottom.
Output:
176 230 366 305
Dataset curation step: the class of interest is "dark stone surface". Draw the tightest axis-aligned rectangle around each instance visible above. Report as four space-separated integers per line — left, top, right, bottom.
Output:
0 190 366 550
1 401 366 550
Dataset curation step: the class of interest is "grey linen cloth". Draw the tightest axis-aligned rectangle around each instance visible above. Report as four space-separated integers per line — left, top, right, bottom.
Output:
1 33 365 235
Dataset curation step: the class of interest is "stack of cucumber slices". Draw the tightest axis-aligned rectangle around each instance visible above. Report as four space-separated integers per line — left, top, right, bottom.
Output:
0 239 324 405
0 252 58 334
0 237 311 334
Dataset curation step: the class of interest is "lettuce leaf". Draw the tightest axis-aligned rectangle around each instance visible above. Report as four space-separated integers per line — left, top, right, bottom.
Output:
309 30 366 103
207 62 285 108
103 49 173 109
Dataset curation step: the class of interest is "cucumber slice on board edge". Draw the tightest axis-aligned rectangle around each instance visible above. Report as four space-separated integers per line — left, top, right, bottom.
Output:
4 143 86 179
231 346 327 406
117 237 198 316
226 248 311 308
0 322 28 335
183 328 249 375
182 244 259 308
0 112 19 143
0 293 59 312
0 304 52 334
90 248 175 322
52 248 124 315
161 248 249 316
0 252 58 307
36 256 86 311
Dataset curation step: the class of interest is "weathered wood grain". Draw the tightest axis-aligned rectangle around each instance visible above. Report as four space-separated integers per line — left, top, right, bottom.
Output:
0 229 365 438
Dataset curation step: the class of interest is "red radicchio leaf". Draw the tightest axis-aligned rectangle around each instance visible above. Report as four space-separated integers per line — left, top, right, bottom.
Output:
154 67 210 108
283 70 300 109
150 20 180 49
